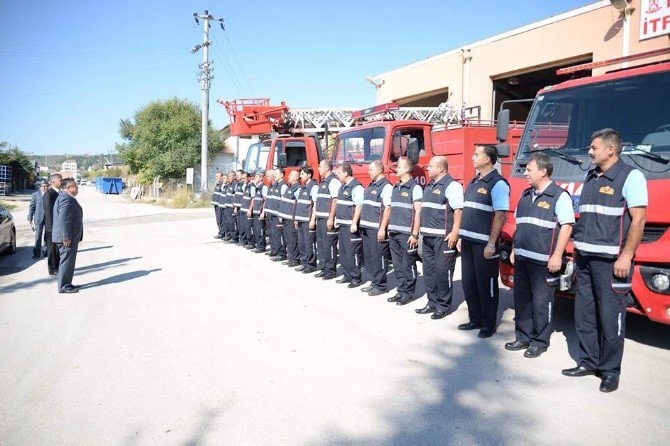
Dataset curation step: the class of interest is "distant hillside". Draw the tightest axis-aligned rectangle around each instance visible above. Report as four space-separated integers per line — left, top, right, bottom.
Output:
29 153 120 170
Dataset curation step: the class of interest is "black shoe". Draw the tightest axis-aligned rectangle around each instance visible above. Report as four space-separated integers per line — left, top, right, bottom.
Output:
322 273 336 280
458 322 482 331
295 265 306 272
302 267 317 274
368 288 387 297
524 345 547 358
315 271 326 278
387 293 403 302
336 277 351 284
226 239 239 244
245 245 256 250
396 296 413 306
266 251 276 256
504 340 530 351
253 248 266 253
415 305 436 314
431 310 449 320
273 256 287 262
361 285 374 293
49 272 58 276
599 376 619 393
347 280 362 288
59 285 79 294
214 235 224 239
287 261 300 267
223 237 231 241
32 255 41 259
562 366 597 377
478 328 497 338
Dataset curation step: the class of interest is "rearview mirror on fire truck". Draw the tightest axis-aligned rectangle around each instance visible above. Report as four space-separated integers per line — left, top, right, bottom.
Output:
278 153 287 168
496 109 510 143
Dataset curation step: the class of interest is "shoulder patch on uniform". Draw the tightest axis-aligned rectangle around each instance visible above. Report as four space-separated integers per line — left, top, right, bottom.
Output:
433 189 442 194
344 191 349 196
401 191 409 197
371 190 377 194
537 201 551 210
477 187 488 195
599 186 615 195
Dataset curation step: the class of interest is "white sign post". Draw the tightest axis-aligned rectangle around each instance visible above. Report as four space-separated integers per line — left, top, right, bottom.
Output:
186 168 194 185
640 0 670 41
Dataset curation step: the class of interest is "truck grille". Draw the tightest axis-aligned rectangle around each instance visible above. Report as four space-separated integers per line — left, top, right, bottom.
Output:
641 225 667 243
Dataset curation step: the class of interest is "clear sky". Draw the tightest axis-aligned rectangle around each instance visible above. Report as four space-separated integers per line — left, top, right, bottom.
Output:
0 0 595 155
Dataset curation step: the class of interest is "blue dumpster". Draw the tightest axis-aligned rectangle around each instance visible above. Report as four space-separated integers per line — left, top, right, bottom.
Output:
97 177 123 194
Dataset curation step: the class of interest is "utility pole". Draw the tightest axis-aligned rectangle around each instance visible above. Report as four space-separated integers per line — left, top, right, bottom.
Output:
192 10 223 193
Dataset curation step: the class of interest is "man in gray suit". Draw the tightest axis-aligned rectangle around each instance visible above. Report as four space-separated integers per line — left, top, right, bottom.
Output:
52 179 83 294
28 180 49 258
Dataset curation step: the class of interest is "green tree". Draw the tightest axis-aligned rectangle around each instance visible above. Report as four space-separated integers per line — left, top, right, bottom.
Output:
0 141 35 186
116 98 224 183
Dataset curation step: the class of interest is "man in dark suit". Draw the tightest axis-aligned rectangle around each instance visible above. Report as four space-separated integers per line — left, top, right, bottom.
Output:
52 178 83 294
28 180 49 258
43 173 62 275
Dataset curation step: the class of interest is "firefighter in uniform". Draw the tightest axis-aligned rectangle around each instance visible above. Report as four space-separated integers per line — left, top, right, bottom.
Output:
224 171 239 243
458 145 509 338
334 163 365 288
249 170 268 253
417 156 464 319
236 171 252 247
387 157 423 305
506 152 574 358
562 129 647 393
278 170 302 267
312 160 341 280
263 169 279 256
212 171 226 239
295 166 318 273
269 168 288 261
359 160 393 296
241 171 256 249
231 170 245 244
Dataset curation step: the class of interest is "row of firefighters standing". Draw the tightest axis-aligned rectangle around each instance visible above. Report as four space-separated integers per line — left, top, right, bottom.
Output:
211 128 647 393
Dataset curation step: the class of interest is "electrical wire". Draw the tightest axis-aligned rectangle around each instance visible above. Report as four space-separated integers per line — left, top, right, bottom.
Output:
212 29 254 97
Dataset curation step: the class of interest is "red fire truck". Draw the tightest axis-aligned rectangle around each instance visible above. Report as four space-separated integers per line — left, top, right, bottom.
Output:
222 98 524 187
497 48 670 325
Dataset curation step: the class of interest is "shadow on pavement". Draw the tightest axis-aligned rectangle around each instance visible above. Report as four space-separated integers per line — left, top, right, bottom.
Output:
78 245 114 253
79 268 162 289
75 257 142 272
0 247 42 277
309 337 535 445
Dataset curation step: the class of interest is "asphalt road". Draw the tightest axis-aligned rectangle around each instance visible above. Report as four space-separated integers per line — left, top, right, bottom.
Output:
1 187 669 445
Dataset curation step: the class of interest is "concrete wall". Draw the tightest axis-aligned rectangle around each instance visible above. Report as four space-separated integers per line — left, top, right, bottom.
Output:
375 0 670 119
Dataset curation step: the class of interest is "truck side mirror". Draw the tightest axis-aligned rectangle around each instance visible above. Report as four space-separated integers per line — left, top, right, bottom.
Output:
497 143 510 158
241 159 246 169
407 139 420 165
497 109 510 143
278 153 287 168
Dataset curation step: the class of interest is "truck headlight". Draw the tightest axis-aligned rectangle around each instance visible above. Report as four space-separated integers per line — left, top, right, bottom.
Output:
651 273 670 291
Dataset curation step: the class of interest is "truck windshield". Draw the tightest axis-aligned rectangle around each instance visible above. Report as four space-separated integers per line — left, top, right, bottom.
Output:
515 69 670 181
333 127 386 164
245 142 269 172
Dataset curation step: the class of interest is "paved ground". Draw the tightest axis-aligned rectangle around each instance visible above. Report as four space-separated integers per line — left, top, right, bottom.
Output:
1 187 669 445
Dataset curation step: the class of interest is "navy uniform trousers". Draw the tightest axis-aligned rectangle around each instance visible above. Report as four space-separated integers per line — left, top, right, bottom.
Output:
338 225 362 281
461 239 500 330
574 253 631 378
361 228 388 291
389 232 418 297
283 219 299 262
316 218 338 274
422 236 457 312
297 222 317 268
513 259 555 348
253 215 266 251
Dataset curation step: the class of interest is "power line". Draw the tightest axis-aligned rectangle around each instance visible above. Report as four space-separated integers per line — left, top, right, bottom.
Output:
209 33 249 97
213 27 254 97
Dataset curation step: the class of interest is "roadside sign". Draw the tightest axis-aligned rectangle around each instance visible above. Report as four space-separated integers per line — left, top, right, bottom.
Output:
640 0 670 41
186 167 194 185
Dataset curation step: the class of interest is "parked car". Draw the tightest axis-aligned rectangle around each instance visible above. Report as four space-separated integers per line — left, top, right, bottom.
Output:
0 204 16 255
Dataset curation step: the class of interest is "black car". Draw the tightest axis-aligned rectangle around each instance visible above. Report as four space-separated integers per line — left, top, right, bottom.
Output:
0 204 16 255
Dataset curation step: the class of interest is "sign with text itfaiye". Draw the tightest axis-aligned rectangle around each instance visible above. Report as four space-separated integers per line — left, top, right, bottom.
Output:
640 0 670 41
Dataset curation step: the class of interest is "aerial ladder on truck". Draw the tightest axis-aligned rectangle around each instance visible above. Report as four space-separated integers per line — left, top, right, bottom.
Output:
217 97 465 181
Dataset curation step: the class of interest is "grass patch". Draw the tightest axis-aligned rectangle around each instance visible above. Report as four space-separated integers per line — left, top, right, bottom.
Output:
0 200 16 211
155 188 210 209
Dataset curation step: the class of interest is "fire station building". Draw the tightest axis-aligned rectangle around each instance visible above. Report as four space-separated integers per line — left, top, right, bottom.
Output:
371 0 670 122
